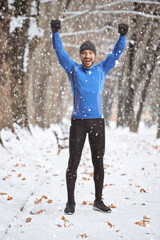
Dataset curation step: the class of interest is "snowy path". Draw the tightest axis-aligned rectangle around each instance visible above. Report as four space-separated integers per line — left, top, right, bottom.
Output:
0 124 160 240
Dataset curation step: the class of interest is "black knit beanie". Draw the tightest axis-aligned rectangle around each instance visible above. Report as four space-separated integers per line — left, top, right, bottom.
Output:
80 41 96 55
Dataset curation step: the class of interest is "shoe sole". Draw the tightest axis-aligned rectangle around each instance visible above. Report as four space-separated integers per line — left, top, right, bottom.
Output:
64 212 74 215
93 206 112 213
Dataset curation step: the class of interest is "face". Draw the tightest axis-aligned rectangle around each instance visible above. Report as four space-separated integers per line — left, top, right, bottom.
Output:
80 50 95 69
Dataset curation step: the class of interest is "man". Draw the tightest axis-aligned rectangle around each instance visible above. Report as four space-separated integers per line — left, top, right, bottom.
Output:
51 19 128 214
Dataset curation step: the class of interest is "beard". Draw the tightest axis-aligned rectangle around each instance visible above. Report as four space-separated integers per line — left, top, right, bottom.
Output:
82 59 95 69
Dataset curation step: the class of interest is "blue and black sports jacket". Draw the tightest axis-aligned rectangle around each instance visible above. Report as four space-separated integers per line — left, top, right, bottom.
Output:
52 32 126 119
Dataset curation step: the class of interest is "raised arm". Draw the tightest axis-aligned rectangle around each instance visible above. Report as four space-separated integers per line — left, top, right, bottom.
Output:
100 23 128 75
51 20 76 74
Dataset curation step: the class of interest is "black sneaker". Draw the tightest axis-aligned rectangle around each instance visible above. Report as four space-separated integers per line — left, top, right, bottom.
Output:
64 202 76 215
93 200 112 213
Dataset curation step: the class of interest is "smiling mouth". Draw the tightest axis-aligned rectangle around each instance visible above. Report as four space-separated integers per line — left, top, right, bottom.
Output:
84 58 91 64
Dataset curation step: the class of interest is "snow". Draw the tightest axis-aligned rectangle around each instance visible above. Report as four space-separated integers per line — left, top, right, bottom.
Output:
28 18 44 41
9 16 27 34
23 44 29 73
0 122 160 240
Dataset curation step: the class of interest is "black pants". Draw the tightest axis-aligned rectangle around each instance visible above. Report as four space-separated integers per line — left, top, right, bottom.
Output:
66 118 105 203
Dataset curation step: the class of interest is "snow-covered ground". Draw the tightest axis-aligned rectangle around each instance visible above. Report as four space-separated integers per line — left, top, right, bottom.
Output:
0 122 160 240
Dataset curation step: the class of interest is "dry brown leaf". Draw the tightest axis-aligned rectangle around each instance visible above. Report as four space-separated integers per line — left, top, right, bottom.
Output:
143 216 150 220
61 216 69 222
3 176 9 180
47 200 52 204
57 224 62 227
17 174 22 177
135 220 147 227
89 203 93 206
107 221 114 228
141 203 146 205
34 197 43 204
78 233 88 238
14 164 19 167
140 188 146 193
30 209 44 215
110 204 116 208
152 145 158 149
26 217 32 223
37 209 44 214
7 196 13 201
82 201 87 205
22 178 26 180
121 173 126 176
0 193 7 195
116 230 120 232
143 220 150 223
42 195 48 199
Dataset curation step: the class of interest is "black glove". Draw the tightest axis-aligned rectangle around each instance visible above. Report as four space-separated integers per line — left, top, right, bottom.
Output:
118 23 128 36
50 19 61 33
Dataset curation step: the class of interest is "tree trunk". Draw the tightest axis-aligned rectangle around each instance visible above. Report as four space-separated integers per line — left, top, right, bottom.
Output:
0 1 13 132
134 44 159 132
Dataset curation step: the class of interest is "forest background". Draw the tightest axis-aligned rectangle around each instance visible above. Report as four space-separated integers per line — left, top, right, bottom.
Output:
0 0 160 142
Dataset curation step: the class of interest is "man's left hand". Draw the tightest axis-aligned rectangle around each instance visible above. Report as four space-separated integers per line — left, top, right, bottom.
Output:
118 23 128 36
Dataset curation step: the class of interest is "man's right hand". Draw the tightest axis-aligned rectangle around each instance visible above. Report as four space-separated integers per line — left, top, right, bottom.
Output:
50 19 61 33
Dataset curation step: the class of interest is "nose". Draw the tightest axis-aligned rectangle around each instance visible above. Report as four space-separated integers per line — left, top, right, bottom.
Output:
86 52 90 58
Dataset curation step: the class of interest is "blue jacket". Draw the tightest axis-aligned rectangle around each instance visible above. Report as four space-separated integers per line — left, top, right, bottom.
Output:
52 32 126 119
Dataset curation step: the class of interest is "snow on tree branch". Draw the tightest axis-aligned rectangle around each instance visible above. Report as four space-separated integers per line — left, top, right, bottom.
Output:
60 25 116 37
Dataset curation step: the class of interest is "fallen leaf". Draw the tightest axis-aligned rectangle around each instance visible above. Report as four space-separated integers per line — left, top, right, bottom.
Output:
22 178 26 180
34 197 43 204
42 195 48 199
77 233 88 238
116 230 120 232
30 209 44 215
89 203 93 206
7 196 13 201
107 221 114 228
3 176 9 180
109 204 116 208
61 216 69 222
152 145 158 149
121 173 126 176
26 217 32 223
57 224 62 227
143 220 150 223
140 188 146 193
135 220 146 227
143 216 150 220
0 193 7 195
17 174 22 177
47 199 52 204
82 201 87 205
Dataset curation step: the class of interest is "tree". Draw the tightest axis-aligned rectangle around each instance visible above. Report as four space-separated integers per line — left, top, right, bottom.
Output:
117 2 160 134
